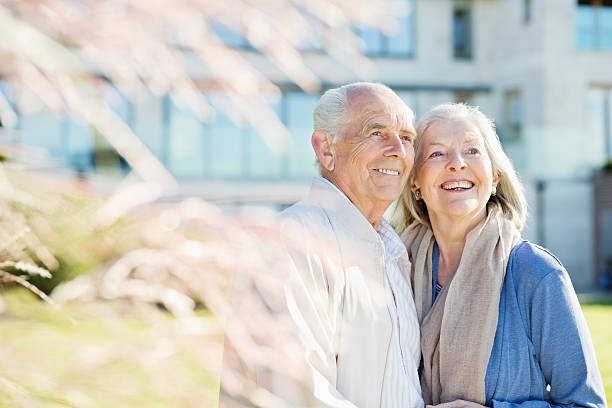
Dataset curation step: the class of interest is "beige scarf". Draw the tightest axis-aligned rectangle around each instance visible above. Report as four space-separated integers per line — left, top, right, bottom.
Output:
401 203 521 405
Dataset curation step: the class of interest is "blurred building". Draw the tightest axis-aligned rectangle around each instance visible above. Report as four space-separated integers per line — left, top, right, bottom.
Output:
2 0 612 291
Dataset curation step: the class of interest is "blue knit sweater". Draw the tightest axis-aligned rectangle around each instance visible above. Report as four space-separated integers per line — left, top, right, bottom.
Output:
431 241 607 408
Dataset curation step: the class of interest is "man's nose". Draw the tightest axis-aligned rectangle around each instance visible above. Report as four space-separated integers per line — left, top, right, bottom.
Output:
446 150 467 171
384 134 407 158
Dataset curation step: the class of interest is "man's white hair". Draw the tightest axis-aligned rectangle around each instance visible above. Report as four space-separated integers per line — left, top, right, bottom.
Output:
313 82 396 142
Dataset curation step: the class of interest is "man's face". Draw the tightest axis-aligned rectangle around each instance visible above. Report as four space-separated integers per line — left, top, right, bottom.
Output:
329 88 415 215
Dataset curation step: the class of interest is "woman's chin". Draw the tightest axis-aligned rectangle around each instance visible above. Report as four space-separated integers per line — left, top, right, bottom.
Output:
432 202 487 224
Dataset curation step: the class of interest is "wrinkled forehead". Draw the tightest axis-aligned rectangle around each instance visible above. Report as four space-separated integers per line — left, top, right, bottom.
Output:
347 87 414 132
421 118 482 144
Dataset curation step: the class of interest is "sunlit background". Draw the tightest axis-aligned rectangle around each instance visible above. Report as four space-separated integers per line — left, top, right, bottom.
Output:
0 0 611 406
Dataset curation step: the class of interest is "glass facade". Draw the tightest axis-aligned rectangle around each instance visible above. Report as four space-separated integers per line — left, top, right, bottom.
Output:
356 0 415 56
168 97 210 178
285 93 318 177
3 86 425 181
21 111 65 162
132 92 165 160
5 86 324 181
211 0 416 57
577 0 612 50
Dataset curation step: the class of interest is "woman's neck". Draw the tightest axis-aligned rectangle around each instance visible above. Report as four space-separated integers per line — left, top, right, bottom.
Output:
431 212 485 285
434 234 464 286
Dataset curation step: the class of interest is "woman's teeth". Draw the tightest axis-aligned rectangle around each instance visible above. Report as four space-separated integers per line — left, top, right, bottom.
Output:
442 181 474 190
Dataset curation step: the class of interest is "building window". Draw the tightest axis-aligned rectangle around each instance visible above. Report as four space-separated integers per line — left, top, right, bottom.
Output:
502 90 522 142
453 1 473 60
524 0 532 23
577 0 612 50
588 88 612 161
357 0 415 56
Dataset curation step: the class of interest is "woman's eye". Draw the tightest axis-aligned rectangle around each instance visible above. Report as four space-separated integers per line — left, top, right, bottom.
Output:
467 148 479 154
429 152 442 158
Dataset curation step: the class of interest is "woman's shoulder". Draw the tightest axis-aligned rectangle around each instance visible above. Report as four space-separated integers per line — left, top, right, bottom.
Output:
507 240 570 289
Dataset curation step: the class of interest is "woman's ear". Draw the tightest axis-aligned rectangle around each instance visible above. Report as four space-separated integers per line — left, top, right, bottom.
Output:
493 171 501 187
312 130 334 171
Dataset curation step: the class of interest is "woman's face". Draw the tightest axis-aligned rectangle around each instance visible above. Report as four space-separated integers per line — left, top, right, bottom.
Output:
413 118 497 227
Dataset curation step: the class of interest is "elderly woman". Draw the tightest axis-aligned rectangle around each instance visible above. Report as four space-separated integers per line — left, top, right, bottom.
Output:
396 103 606 408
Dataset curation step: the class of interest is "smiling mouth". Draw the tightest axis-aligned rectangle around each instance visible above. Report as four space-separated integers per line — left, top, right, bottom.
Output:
374 168 400 176
441 180 474 191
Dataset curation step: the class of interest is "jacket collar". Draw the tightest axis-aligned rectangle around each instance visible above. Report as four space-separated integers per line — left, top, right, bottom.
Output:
306 177 383 245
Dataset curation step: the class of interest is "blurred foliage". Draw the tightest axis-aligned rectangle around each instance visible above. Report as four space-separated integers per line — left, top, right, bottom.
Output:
0 0 396 195
0 288 222 408
602 159 612 173
28 202 142 295
0 163 146 294
0 163 305 407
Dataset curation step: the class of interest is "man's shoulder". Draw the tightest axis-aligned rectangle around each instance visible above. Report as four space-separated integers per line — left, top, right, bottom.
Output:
279 200 333 235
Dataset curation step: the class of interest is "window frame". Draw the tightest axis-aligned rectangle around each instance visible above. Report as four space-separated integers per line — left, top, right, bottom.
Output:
453 0 473 60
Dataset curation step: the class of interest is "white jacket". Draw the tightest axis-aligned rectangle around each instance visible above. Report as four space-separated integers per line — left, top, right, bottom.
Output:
281 178 420 408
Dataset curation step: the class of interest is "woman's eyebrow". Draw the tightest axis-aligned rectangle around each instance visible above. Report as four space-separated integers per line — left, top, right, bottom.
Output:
462 137 480 145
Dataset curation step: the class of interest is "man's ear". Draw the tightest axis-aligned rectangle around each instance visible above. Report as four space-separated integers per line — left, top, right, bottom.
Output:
312 130 334 171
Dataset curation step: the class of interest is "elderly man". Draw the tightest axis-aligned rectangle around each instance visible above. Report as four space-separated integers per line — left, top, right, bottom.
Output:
281 82 423 407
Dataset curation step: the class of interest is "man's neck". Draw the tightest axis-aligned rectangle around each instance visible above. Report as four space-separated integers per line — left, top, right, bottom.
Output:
360 206 386 230
319 176 387 230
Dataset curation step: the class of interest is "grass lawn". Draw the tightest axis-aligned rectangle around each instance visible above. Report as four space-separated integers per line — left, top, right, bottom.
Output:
582 300 612 404
0 290 610 407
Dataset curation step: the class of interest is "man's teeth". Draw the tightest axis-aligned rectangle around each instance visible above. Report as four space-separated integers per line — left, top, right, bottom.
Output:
442 181 474 190
375 169 400 175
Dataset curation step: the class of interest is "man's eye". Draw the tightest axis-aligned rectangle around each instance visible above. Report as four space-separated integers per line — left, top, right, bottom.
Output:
467 148 479 154
401 135 413 142
371 130 382 137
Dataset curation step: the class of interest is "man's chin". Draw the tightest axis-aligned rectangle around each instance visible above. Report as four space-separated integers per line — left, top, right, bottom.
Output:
373 187 404 204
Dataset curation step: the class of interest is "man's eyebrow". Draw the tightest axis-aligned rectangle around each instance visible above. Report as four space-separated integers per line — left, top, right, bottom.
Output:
363 123 415 134
400 128 416 135
364 123 386 132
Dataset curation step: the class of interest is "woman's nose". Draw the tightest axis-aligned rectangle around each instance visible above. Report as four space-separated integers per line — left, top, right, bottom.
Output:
446 151 467 172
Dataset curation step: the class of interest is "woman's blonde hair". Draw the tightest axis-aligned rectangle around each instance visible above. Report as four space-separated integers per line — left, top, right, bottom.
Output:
394 103 527 233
